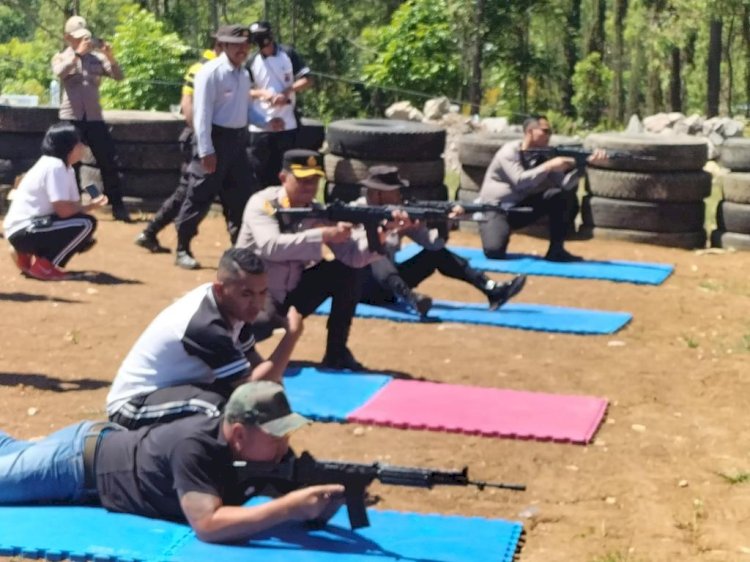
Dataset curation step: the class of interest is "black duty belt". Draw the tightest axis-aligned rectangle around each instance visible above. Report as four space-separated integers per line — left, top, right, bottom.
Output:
82 421 123 494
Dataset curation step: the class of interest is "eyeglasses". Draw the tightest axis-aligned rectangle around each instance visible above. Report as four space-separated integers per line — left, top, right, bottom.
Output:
537 128 552 135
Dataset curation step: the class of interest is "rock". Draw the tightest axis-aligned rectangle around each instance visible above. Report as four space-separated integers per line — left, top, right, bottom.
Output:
631 424 647 432
643 112 672 133
625 114 643 134
672 118 689 136
27 407 38 416
481 117 510 133
352 427 366 436
684 113 704 134
605 496 617 505
423 96 451 121
678 479 689 487
385 101 424 122
723 119 743 138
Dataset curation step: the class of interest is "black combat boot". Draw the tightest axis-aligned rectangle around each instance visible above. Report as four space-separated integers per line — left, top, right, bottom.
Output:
479 274 527 311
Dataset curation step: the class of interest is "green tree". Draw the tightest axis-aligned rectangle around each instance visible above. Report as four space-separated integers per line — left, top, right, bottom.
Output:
99 4 189 110
0 33 57 102
572 51 612 126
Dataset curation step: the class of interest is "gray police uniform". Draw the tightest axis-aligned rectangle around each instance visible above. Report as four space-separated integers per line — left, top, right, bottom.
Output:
478 140 580 258
236 186 378 357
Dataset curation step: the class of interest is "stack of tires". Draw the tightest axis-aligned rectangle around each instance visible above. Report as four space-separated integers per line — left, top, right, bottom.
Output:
581 132 711 249
80 110 185 210
455 131 579 233
0 106 58 188
712 139 750 250
323 119 447 203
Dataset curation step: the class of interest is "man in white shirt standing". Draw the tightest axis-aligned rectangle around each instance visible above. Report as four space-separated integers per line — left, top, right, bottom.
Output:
246 21 313 188
173 25 258 270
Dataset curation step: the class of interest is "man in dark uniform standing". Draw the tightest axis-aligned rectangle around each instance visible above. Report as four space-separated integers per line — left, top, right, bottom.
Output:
173 24 258 270
246 21 313 188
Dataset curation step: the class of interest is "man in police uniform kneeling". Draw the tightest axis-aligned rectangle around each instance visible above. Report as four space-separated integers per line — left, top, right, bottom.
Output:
0 381 344 544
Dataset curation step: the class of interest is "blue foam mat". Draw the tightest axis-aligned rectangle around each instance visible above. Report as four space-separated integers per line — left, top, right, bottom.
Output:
396 244 674 285
316 298 631 335
0 501 523 562
283 366 392 422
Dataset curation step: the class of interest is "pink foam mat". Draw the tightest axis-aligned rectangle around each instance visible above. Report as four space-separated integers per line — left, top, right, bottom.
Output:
348 379 608 444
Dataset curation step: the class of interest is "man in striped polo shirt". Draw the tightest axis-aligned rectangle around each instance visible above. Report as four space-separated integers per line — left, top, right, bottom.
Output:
106 247 303 429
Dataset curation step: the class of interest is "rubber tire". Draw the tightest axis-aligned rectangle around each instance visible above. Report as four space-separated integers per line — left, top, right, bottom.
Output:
0 106 58 133
719 138 750 171
0 133 44 160
104 112 185 143
459 165 486 192
711 229 750 250
113 142 184 170
326 119 446 161
721 172 750 203
297 118 325 151
324 154 445 186
716 201 750 234
0 158 36 184
581 195 704 233
585 168 712 202
122 170 182 199
584 132 708 172
578 225 706 249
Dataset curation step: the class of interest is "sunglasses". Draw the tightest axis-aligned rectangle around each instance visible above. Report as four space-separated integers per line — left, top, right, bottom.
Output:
537 128 552 134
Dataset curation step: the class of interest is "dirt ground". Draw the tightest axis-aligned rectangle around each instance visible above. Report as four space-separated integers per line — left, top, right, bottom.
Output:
1 209 749 562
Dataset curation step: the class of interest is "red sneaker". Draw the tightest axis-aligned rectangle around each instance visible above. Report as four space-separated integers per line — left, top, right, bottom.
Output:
9 248 32 273
26 257 68 281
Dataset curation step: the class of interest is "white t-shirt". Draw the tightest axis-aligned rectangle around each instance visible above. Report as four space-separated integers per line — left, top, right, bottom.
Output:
2 155 79 237
106 284 256 415
247 44 310 132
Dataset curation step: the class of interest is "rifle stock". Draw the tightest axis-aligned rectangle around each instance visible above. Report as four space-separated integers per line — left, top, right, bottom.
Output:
235 450 525 529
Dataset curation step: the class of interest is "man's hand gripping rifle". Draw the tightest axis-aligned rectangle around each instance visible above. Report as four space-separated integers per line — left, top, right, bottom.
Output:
274 201 468 253
235 450 526 529
522 144 655 171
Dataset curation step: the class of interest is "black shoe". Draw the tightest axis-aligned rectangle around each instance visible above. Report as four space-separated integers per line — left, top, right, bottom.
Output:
175 250 201 270
408 291 433 317
112 204 133 223
321 348 365 371
135 232 170 254
487 274 527 311
545 248 583 262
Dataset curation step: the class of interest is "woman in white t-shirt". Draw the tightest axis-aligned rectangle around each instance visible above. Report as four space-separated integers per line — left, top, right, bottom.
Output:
3 122 108 280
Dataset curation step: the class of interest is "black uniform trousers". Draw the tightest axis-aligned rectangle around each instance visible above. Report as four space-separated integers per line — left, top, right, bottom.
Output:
175 125 257 250
67 120 125 208
146 127 193 235
479 189 570 259
362 248 484 304
108 380 236 430
252 260 363 356
8 213 97 267
247 129 298 188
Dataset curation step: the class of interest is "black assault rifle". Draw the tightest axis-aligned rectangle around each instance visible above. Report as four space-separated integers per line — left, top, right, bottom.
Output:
522 144 655 171
235 450 525 529
274 201 476 253
405 199 525 216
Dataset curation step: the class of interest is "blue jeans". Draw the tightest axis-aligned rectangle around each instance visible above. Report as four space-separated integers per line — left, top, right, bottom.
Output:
0 421 96 504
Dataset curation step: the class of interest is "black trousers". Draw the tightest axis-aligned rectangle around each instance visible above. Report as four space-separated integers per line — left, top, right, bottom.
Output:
147 128 193 235
362 248 484 304
252 260 363 356
68 120 125 208
479 189 570 259
8 213 97 267
175 126 258 249
247 129 298 188
108 382 235 430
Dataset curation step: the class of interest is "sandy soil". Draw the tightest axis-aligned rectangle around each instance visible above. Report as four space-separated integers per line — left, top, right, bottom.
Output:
1 210 749 562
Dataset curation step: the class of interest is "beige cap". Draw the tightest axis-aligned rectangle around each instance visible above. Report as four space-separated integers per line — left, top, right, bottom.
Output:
64 15 87 34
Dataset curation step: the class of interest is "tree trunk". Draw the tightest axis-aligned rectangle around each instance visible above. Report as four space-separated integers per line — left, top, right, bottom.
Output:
707 18 722 117
467 0 485 115
626 35 644 117
586 0 606 55
562 0 582 117
744 5 750 117
610 0 628 122
669 46 682 112
724 16 735 115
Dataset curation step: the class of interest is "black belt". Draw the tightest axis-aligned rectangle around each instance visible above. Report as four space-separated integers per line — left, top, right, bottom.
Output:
82 421 122 494
212 124 246 134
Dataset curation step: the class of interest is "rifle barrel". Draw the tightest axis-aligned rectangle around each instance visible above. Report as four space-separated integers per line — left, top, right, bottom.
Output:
470 480 527 492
